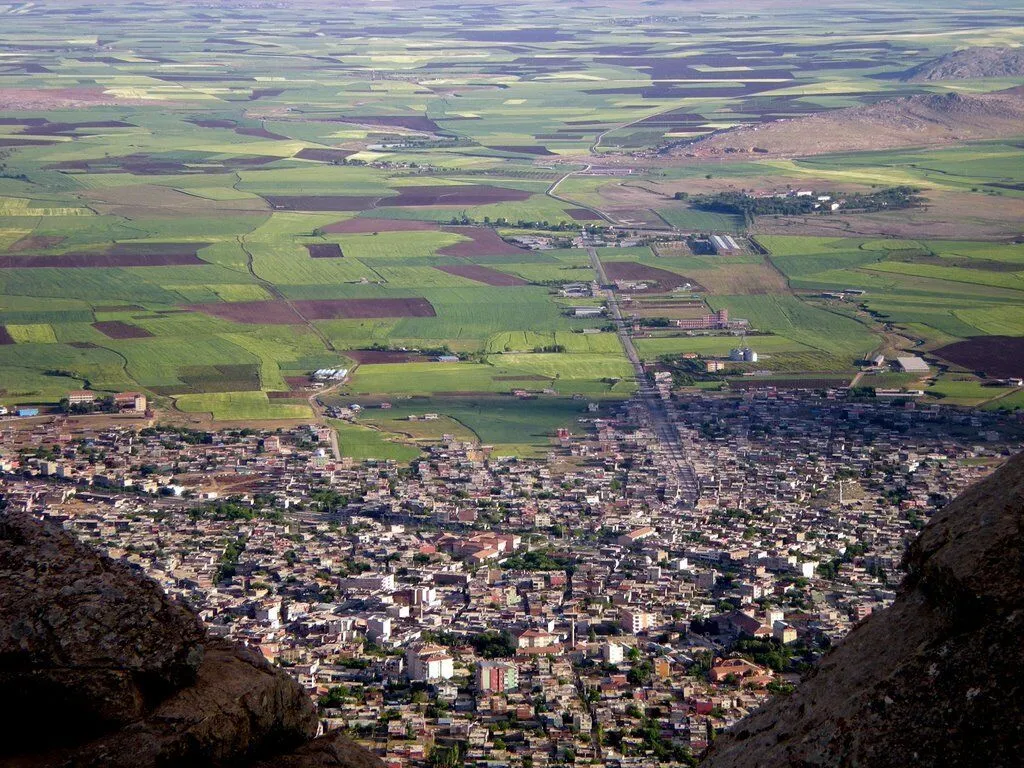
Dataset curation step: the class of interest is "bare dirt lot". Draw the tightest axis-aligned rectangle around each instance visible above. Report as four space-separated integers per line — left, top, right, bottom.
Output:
306 244 343 259
603 261 700 293
0 244 208 269
380 185 532 207
435 264 529 286
439 227 530 257
190 298 436 324
686 258 790 295
92 321 155 339
934 336 1024 378
0 87 168 110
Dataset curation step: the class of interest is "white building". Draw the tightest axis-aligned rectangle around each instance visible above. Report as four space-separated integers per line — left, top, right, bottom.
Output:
338 573 396 593
406 643 454 682
603 642 625 664
367 615 392 642
895 356 930 374
619 608 655 635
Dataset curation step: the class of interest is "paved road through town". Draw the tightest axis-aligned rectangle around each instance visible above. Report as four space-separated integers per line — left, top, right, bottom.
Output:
588 247 700 504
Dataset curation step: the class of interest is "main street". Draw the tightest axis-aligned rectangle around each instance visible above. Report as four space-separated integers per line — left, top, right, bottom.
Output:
588 247 700 504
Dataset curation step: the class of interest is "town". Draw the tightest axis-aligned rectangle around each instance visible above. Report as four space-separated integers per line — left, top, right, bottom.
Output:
2 389 1019 768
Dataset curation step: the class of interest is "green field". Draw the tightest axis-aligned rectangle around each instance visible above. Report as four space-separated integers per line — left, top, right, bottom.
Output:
175 392 314 421
335 395 606 457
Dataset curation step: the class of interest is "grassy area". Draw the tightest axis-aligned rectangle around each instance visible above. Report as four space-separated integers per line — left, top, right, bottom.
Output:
175 391 313 421
336 395 610 457
331 421 422 462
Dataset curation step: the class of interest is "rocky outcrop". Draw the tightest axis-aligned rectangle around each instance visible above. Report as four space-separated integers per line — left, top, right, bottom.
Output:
702 452 1024 768
681 90 1024 157
902 46 1024 82
0 510 383 768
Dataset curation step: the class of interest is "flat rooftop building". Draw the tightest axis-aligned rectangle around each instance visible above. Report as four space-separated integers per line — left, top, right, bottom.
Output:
895 356 930 373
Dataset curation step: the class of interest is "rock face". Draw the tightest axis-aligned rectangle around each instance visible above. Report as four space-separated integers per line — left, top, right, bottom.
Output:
702 452 1024 768
902 46 1024 81
0 510 383 768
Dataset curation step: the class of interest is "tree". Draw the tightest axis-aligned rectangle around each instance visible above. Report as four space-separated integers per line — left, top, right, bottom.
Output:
627 660 653 686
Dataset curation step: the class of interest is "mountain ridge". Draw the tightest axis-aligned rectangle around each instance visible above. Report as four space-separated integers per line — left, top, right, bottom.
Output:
902 46 1024 82
680 89 1024 157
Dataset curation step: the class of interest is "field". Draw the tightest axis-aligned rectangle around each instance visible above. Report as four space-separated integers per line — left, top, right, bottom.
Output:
0 0 1022 456
331 396 608 457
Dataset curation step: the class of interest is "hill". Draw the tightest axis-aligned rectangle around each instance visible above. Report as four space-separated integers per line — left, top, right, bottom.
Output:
701 452 1024 767
681 90 1024 157
0 509 383 768
902 46 1024 81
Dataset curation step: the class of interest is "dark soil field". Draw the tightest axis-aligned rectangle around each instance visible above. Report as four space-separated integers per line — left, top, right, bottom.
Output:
234 126 290 140
345 350 431 364
53 152 277 175
191 302 303 324
934 336 1024 378
295 148 356 162
268 186 529 210
566 208 601 221
92 321 154 339
329 115 442 133
487 145 555 155
380 185 532 207
295 297 435 320
264 195 382 211
603 262 699 293
322 218 438 234
306 243 343 258
0 244 207 269
191 297 436 324
250 88 284 100
439 226 530 257
435 264 529 286
0 327 14 345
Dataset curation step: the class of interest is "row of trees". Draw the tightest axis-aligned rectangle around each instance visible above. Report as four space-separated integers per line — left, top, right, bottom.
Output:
676 186 923 219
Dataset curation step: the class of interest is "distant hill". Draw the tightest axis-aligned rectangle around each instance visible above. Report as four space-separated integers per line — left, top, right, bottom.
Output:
680 90 1024 157
901 46 1024 82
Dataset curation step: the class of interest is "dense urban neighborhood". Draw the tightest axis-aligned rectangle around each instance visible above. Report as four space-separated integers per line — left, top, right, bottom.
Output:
2 390 1018 767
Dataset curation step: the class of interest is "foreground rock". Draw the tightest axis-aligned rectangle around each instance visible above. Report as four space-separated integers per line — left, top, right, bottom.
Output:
0 510 382 768
702 452 1024 767
902 46 1024 82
